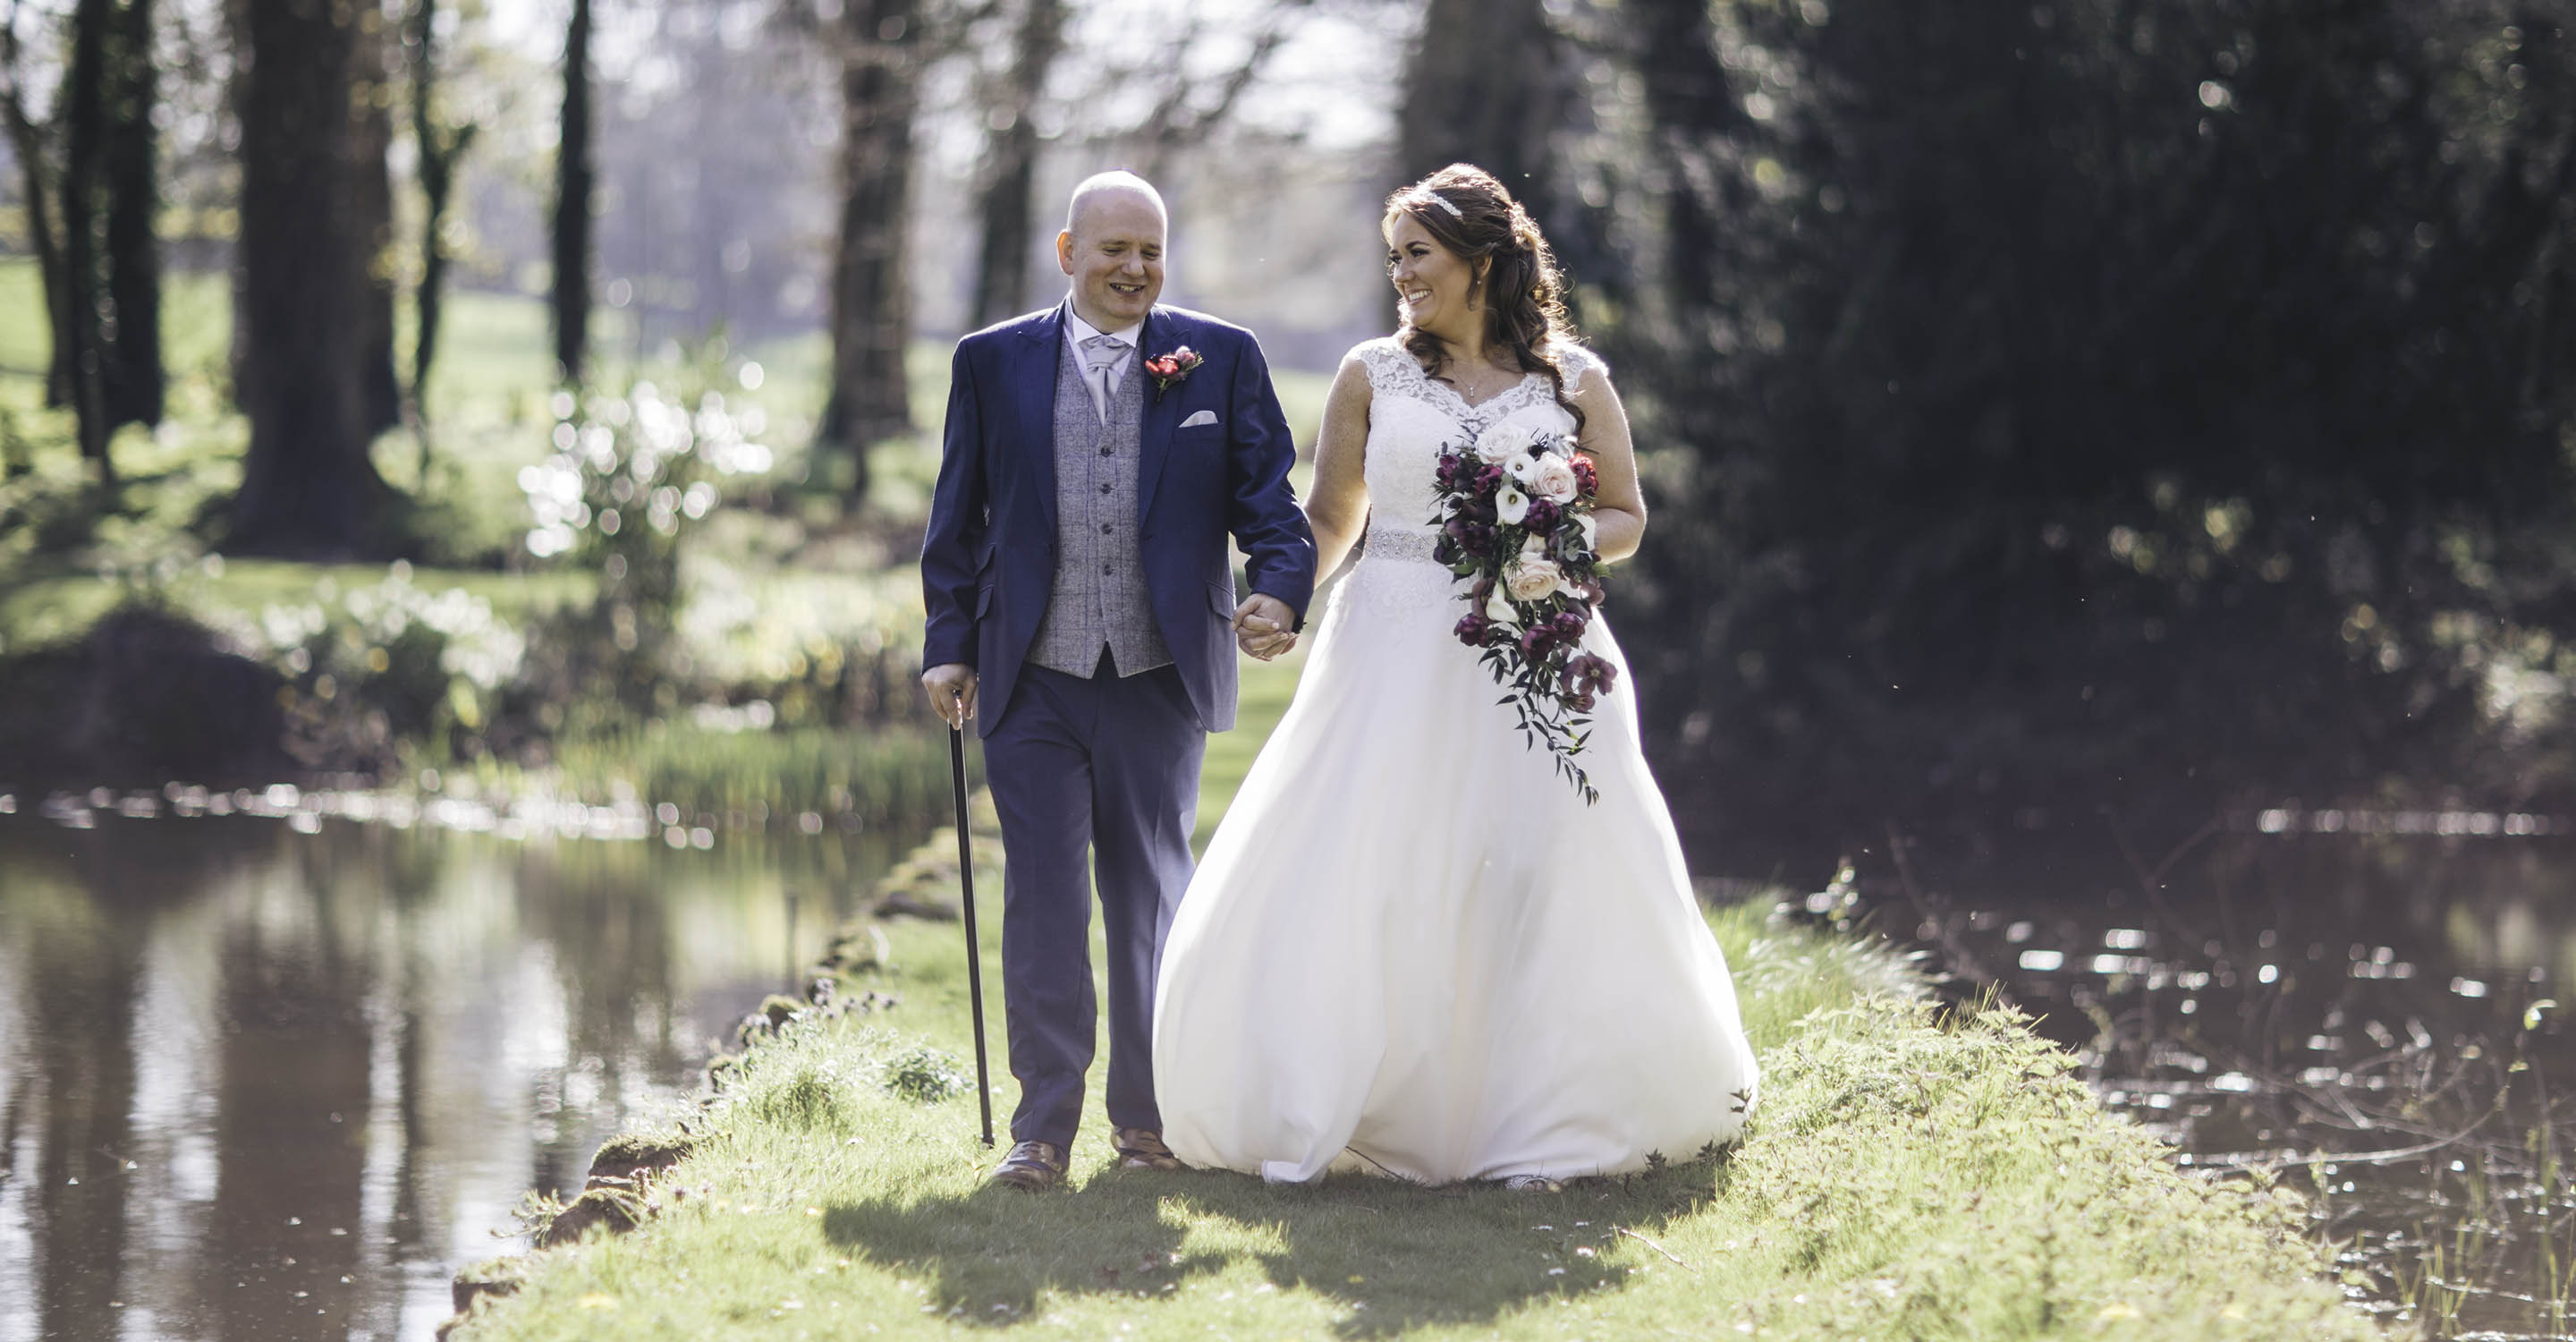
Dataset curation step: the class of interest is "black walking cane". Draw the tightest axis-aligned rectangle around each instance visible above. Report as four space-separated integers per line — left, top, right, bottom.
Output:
948 692 996 1148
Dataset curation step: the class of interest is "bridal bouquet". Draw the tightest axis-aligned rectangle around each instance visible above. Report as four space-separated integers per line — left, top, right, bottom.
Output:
1430 420 1617 803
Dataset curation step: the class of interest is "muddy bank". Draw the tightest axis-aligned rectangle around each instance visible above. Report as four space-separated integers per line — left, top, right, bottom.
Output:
0 605 298 785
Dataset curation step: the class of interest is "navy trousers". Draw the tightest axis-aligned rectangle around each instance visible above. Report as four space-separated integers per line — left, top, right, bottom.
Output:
981 654 1204 1150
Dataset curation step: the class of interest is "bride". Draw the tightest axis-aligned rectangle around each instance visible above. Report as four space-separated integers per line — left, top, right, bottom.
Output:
1151 165 1758 1189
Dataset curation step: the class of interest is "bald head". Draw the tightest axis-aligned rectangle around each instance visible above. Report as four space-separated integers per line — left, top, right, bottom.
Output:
1065 171 1167 237
1058 171 1167 330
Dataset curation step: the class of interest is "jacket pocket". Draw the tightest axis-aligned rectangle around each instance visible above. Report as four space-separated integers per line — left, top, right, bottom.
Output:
1205 580 1237 617
976 585 996 618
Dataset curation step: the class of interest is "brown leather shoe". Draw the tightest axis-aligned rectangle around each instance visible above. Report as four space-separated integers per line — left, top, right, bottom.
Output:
1113 1127 1184 1171
987 1141 1066 1191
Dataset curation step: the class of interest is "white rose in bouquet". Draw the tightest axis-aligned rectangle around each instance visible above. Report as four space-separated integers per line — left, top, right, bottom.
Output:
1474 420 1538 464
1496 481 1531 525
1506 554 1563 602
1530 454 1579 504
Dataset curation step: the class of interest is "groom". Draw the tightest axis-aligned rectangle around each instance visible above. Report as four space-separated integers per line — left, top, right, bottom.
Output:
919 171 1318 1190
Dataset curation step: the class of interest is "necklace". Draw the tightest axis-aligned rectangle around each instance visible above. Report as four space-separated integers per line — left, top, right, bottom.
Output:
1441 356 1526 408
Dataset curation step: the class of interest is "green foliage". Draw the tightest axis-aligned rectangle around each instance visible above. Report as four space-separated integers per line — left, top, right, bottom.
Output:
740 1064 860 1134
1596 1 2576 845
233 565 530 752
877 1043 970 1104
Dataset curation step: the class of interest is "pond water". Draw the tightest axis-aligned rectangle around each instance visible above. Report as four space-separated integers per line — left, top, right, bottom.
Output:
1833 811 2576 1338
0 792 897 1342
12 787 2576 1340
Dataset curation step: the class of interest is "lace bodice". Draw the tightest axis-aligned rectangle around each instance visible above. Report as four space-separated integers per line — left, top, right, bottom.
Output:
1321 336 1608 625
1352 336 1606 558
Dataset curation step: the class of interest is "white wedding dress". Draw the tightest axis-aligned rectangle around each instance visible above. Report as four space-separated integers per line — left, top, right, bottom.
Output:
1151 337 1759 1185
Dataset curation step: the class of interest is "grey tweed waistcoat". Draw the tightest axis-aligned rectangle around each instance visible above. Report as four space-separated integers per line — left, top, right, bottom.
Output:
1027 335 1173 677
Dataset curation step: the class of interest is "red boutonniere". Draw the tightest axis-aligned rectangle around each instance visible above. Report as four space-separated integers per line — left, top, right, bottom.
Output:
1144 347 1202 398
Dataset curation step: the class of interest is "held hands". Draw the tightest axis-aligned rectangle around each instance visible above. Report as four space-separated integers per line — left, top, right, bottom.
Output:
1233 594 1297 661
922 664 979 729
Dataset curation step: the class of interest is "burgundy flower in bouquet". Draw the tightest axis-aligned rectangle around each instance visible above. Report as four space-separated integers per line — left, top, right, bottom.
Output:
1428 420 1613 803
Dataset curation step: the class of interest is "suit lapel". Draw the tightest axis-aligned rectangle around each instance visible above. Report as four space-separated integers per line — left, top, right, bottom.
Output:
1018 304 1063 534
1134 307 1182 523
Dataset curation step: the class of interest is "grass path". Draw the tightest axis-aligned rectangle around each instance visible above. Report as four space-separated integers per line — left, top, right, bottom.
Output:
451 655 2386 1341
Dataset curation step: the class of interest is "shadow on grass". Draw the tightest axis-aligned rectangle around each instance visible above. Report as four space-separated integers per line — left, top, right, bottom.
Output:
823 1154 1730 1337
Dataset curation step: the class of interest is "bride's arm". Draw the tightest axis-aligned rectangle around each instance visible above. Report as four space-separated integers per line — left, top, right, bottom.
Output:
1570 368 1647 564
1304 354 1374 577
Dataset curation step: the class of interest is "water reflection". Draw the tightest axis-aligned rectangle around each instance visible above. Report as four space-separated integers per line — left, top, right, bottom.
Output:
0 809 894 1341
1854 826 2576 1337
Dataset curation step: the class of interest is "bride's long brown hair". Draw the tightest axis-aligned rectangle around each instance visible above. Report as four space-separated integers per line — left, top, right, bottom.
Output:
1385 164 1585 436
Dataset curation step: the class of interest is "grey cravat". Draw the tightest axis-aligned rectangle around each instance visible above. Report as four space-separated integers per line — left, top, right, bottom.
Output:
1080 333 1123 423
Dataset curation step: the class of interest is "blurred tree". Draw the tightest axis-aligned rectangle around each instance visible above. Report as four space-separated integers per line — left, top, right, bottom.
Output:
1386 0 1625 320
553 0 595 384
403 0 479 420
4 0 162 487
226 0 397 556
970 0 1063 329
100 0 159 432
57 0 113 473
0 2 67 410
814 0 924 503
1597 0 2576 848
1128 0 1314 180
1395 0 1570 240
352 7 402 435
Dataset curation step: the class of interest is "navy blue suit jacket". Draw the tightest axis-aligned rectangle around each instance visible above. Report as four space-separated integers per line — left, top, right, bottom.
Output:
920 303 1318 737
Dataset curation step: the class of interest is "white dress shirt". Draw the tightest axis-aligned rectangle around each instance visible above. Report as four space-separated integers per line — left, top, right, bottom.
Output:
1063 304 1140 423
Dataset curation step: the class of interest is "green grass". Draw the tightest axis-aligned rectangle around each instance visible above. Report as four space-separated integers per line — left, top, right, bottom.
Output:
1195 648 1304 850
532 725 958 830
0 256 1329 666
447 656 2386 1342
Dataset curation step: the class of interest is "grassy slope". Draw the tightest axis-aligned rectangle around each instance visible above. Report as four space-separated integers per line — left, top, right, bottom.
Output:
452 656 2383 1342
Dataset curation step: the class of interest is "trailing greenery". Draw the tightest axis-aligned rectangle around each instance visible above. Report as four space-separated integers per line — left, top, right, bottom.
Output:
446 657 2385 1342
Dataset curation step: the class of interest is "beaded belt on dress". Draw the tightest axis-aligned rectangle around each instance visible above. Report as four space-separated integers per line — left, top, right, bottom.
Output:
1361 527 1444 565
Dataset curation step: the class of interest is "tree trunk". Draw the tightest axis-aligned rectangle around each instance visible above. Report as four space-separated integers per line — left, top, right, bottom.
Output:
1396 0 1563 193
551 0 594 385
970 0 1062 329
60 0 113 481
1 13 72 417
814 0 923 502
226 0 394 557
103 0 162 430
1394 0 1603 293
406 0 474 418
1626 0 1737 347
351 6 401 435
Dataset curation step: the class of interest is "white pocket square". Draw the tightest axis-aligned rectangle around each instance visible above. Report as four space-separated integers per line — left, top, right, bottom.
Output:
1180 410 1219 429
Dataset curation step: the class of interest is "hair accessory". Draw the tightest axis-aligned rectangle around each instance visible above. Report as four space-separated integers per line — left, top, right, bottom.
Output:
1425 191 1466 219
